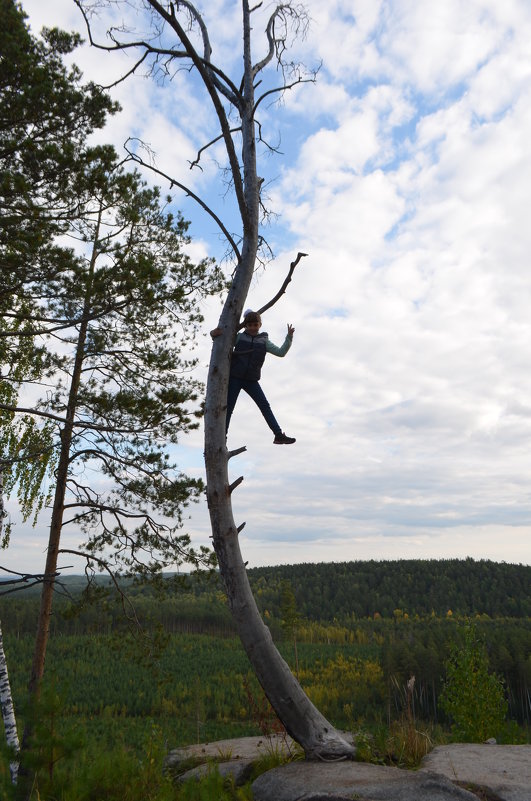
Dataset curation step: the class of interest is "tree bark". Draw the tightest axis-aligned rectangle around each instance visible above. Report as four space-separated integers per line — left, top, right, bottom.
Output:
18 217 100 798
0 620 20 784
77 0 355 760
203 0 355 761
0 479 20 783
204 462 354 757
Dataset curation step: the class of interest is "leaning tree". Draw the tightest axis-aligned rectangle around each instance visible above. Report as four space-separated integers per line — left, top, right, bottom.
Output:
76 0 355 759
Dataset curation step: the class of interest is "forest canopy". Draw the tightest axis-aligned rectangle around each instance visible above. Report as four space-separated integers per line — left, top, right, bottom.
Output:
2 558 529 625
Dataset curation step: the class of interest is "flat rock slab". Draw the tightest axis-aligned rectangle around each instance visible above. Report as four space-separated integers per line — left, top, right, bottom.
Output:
166 734 297 768
421 744 531 801
178 758 255 785
167 737 531 801
251 761 480 801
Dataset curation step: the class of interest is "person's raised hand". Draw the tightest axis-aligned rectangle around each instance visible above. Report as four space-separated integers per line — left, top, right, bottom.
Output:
287 324 295 337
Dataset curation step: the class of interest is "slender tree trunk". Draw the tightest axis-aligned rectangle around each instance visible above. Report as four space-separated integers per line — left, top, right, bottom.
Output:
0 466 4 539
18 217 100 797
204 440 353 757
0 471 20 784
0 621 19 784
203 0 354 760
78 0 355 760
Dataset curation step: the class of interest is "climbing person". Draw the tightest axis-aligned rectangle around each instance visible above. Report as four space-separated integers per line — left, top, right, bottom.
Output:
210 310 296 444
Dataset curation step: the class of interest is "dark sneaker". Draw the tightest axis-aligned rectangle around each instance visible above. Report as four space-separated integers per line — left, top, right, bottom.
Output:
274 432 296 445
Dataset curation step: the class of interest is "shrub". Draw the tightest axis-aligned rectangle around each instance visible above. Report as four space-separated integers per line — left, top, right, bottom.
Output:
440 624 508 742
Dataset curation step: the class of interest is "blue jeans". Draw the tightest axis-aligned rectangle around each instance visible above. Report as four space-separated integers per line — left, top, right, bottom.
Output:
226 377 281 435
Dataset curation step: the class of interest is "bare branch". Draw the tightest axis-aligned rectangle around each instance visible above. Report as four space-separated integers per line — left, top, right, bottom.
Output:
253 3 310 77
78 0 242 103
0 566 68 596
237 251 307 328
74 1 180 57
144 0 246 213
0 403 148 435
125 138 241 260
254 72 317 116
76 0 245 211
255 120 282 155
171 0 212 60
188 127 242 171
57 549 142 628
166 0 242 105
229 475 244 493
99 50 151 89
228 446 247 459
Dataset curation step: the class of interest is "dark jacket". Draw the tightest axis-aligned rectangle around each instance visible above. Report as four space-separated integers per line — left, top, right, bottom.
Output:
230 331 269 381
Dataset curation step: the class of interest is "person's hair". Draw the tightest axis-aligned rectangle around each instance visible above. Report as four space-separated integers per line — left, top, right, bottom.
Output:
243 310 261 325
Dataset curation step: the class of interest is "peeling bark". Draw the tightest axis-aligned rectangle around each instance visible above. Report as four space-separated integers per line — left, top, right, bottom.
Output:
0 620 19 784
0 471 20 784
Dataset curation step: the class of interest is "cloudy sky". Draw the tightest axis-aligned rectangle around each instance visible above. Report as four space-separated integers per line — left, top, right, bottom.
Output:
7 0 531 574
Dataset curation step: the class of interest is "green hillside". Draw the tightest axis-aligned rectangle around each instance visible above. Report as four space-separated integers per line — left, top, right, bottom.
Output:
247 558 531 620
2 559 530 638
1 558 530 800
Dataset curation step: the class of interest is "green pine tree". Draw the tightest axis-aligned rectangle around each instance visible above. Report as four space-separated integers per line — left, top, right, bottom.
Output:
1 0 118 547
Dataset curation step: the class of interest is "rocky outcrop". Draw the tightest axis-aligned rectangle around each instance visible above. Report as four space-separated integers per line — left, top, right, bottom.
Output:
165 734 298 785
176 758 255 785
166 733 297 769
251 761 480 801
421 744 531 801
166 736 531 801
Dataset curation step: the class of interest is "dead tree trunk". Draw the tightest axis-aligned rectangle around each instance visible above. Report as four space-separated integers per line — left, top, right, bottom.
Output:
78 0 355 759
202 1 354 760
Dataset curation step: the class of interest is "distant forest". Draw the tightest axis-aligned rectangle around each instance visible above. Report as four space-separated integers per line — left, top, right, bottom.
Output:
247 558 531 620
2 558 530 635
2 559 530 725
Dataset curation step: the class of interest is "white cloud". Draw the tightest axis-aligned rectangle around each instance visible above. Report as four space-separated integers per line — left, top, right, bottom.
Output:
7 0 531 574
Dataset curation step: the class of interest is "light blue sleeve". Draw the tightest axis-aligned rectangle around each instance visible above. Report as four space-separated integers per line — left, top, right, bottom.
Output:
266 334 292 357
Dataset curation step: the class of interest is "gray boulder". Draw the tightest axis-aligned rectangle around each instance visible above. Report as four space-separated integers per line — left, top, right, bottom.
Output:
178 758 255 786
421 744 531 801
166 733 297 772
165 734 299 788
251 761 480 801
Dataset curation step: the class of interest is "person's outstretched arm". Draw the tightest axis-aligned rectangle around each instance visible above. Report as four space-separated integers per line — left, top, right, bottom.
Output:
266 324 295 357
